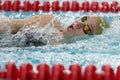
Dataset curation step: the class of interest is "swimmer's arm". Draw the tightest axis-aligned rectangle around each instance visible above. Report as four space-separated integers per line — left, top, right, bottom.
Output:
25 14 54 27
10 19 26 34
0 19 25 34
9 14 54 34
8 14 62 34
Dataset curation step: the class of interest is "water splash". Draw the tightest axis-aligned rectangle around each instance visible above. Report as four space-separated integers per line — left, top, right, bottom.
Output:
0 11 120 70
0 14 64 47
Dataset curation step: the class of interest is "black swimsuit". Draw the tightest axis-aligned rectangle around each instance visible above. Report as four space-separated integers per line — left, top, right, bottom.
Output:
25 32 47 46
10 26 48 47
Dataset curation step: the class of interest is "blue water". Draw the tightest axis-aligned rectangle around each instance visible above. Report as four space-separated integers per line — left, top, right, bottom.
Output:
0 1 120 71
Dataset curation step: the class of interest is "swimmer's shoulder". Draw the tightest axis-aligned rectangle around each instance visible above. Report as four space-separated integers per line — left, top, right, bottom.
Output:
39 14 54 18
26 14 54 27
27 14 54 21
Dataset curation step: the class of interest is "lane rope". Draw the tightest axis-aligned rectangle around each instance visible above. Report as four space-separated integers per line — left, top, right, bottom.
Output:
0 61 119 80
0 0 119 12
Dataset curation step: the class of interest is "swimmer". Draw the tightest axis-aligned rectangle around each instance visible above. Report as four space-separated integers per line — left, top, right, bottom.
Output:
0 14 110 46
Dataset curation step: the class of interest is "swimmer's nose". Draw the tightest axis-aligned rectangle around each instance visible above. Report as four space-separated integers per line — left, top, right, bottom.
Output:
73 21 84 29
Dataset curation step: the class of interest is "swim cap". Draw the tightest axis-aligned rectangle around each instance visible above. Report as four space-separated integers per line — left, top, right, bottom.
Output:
96 16 110 34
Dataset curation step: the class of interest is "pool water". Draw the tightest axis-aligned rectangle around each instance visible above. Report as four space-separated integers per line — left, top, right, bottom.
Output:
0 1 120 71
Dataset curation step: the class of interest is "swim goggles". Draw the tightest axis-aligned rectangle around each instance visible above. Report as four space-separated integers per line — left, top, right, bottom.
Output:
81 16 93 35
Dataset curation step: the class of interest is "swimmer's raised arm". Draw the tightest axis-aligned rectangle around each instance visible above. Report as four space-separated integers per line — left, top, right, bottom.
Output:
9 14 54 34
25 14 54 26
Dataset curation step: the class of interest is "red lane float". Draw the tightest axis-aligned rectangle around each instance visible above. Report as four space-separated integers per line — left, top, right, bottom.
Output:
52 1 60 11
5 61 19 80
42 0 50 12
116 66 120 80
81 1 90 12
37 63 50 80
12 0 21 11
0 0 2 10
0 62 120 80
32 0 40 12
110 1 119 12
0 0 120 12
100 1 109 12
91 1 99 12
22 0 32 11
51 63 65 80
69 63 82 80
102 65 115 80
19 62 34 80
0 70 6 79
71 1 80 11
84 64 96 80
2 0 12 11
61 1 70 12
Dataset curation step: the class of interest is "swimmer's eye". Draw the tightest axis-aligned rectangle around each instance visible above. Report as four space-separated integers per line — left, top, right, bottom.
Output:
83 24 93 35
81 16 87 22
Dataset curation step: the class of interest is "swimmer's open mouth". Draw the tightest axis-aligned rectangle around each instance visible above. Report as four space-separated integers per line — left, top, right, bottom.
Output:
67 25 74 32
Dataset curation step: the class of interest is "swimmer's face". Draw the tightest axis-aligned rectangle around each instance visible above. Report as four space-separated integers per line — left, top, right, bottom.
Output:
63 15 98 37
